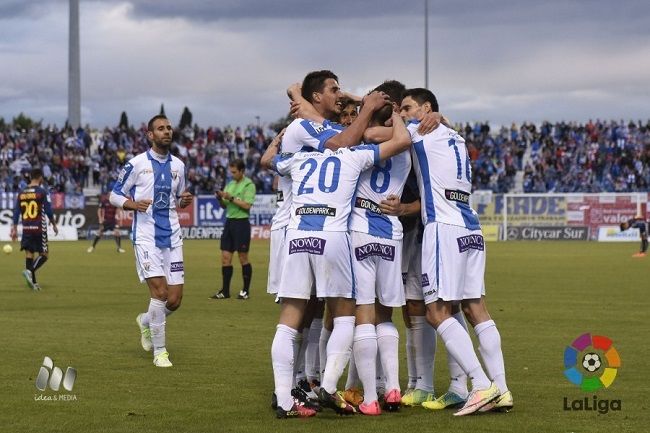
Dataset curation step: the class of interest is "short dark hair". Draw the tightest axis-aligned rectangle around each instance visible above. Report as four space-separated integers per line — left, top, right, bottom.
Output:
373 80 407 105
147 114 169 132
301 70 338 103
339 96 358 110
229 159 245 171
30 167 43 180
402 88 439 112
371 103 393 126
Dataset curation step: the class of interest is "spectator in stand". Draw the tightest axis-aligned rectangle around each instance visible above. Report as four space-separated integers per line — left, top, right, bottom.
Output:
0 118 648 195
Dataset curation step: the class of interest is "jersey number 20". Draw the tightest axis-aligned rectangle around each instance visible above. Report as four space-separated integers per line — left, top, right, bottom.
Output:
298 157 341 195
21 200 39 219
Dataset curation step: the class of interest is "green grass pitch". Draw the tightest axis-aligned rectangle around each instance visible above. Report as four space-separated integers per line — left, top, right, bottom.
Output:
1 240 647 432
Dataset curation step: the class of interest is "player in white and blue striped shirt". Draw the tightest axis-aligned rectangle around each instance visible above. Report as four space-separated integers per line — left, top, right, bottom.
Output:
263 98 409 418
404 88 511 415
110 115 193 368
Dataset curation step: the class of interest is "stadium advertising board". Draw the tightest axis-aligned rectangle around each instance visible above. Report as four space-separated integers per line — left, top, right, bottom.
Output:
196 196 227 226
566 195 644 239
180 225 271 240
249 195 277 226
506 226 589 241
181 226 224 239
482 224 500 242
475 194 567 226
597 226 642 242
0 225 78 241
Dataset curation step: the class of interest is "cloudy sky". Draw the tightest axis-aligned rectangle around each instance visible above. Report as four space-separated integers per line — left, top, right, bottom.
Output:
1 0 649 128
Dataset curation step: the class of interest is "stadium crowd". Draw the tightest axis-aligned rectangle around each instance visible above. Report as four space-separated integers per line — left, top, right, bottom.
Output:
0 118 648 195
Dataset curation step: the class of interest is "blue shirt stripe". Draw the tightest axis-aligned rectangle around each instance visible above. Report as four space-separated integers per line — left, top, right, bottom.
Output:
300 119 338 152
149 153 173 248
456 202 481 230
413 140 436 222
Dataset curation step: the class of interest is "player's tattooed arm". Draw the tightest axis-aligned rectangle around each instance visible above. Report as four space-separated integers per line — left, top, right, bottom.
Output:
260 128 286 169
287 83 326 123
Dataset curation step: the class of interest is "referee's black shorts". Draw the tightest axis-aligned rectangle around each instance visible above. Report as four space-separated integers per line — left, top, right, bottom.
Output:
220 218 251 253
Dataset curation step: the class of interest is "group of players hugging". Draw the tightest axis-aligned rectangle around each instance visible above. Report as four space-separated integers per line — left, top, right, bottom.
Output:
262 70 513 418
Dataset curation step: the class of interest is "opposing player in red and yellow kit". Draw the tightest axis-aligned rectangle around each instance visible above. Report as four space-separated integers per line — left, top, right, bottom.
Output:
11 168 59 291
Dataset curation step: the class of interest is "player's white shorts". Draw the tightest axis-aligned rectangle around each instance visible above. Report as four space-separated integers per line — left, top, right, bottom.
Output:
421 222 485 304
278 229 355 300
134 244 185 285
267 226 286 294
401 226 423 301
351 231 405 307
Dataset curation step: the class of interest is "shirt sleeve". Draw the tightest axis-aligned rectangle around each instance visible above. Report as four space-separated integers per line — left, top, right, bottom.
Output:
43 190 54 221
241 180 256 205
271 153 294 176
176 164 187 199
296 119 339 152
110 161 136 209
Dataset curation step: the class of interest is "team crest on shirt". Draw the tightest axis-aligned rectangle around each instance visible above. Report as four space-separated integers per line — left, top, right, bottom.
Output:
309 121 325 134
288 237 326 255
457 234 484 252
171 171 179 180
118 163 132 183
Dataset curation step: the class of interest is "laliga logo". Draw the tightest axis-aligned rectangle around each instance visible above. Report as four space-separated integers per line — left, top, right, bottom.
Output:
35 356 77 392
563 333 622 414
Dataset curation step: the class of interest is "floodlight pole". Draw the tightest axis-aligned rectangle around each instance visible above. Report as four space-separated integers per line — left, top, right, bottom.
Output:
424 0 429 89
68 0 81 129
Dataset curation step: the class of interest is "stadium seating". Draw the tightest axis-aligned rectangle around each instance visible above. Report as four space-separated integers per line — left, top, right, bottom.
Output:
1 119 648 195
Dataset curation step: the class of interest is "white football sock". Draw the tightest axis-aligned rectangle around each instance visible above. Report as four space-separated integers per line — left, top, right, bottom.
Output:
306 318 322 382
321 316 354 394
345 349 360 390
272 324 299 411
411 315 436 393
140 304 175 328
436 317 491 390
352 324 377 402
318 327 331 384
447 311 469 397
148 298 167 356
293 328 308 384
405 326 417 389
475 320 508 394
376 352 386 394
377 321 400 392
